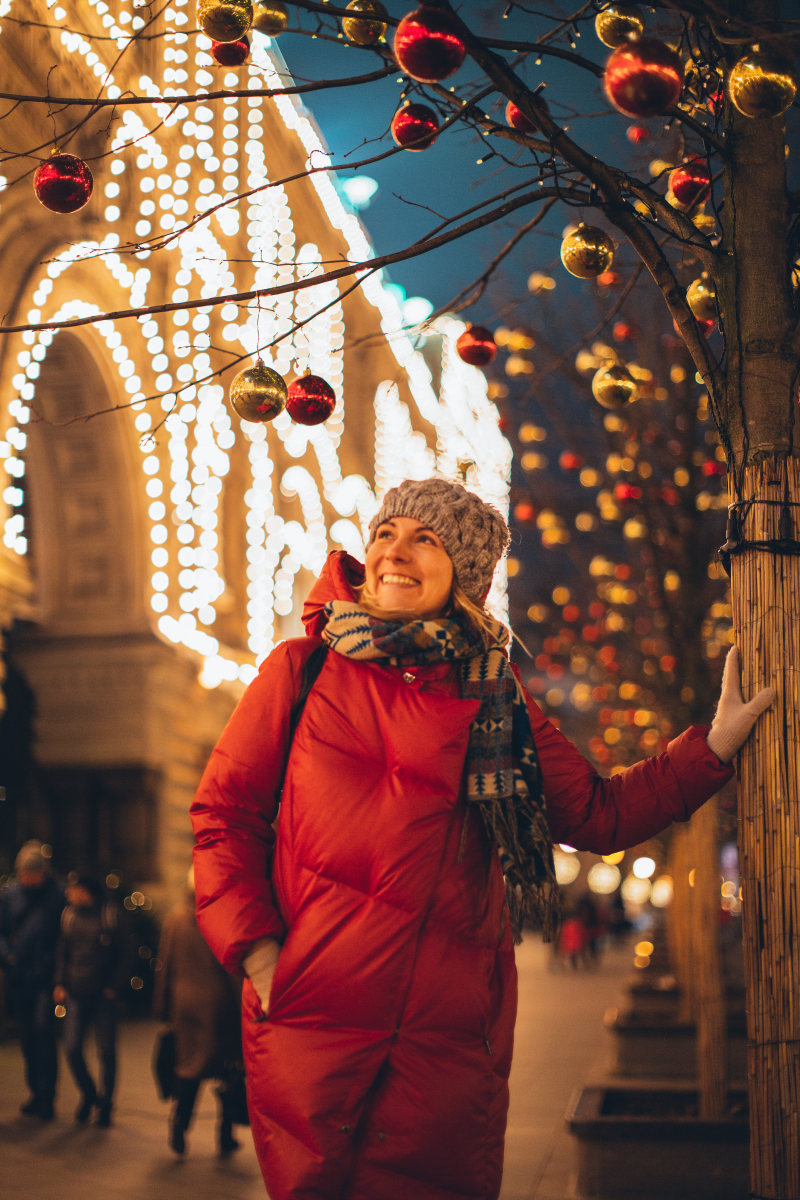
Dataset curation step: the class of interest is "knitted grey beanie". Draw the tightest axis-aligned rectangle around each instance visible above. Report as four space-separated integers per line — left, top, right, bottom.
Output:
368 478 510 602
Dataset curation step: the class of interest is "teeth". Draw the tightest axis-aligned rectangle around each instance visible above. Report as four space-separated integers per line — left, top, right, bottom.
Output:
381 574 418 586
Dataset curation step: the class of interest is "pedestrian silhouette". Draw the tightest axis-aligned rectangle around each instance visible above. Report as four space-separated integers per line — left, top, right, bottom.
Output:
154 869 244 1157
0 840 64 1120
54 875 128 1126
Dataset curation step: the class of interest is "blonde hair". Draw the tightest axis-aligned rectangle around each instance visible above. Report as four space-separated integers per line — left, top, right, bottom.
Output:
354 580 501 651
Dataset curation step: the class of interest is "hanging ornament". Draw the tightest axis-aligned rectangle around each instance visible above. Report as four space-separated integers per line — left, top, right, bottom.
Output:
197 0 252 42
626 123 649 143
603 37 684 118
560 225 615 279
505 95 550 133
668 159 710 207
513 500 537 523
391 102 440 150
211 35 250 65
286 371 337 425
342 0 388 46
33 151 93 214
693 211 716 233
456 325 497 367
707 88 724 116
591 364 638 409
252 0 288 34
727 49 798 119
394 5 466 84
229 359 286 422
686 276 717 322
594 4 644 49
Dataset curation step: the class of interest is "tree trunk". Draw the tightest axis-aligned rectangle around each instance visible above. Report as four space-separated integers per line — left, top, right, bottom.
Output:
690 797 728 1119
731 456 800 1198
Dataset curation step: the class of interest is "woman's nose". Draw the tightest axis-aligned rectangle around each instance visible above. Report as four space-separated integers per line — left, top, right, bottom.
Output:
386 537 412 559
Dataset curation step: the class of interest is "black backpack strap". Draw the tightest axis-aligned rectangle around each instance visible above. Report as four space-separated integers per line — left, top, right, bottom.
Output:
287 642 329 741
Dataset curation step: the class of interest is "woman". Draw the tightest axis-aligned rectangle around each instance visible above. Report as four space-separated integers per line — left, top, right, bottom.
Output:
153 870 243 1157
191 477 771 1200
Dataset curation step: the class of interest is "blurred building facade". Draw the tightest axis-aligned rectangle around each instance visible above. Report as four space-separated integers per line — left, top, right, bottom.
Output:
0 0 510 901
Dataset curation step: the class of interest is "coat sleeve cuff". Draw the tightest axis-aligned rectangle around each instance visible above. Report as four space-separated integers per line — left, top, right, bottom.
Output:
665 725 735 819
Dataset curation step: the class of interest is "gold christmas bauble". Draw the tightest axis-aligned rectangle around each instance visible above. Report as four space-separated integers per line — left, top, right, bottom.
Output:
197 0 253 42
252 1 288 36
342 0 388 46
591 364 638 409
594 4 644 49
686 276 717 322
229 360 287 422
728 49 797 119
560 224 615 279
693 212 716 233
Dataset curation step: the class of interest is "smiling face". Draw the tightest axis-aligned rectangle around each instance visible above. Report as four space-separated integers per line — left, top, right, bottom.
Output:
365 516 454 619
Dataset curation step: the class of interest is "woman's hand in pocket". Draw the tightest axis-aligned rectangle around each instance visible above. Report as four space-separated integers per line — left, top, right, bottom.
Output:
243 938 281 1015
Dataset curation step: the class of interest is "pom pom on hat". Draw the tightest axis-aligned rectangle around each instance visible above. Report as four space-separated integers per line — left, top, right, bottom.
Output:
368 477 510 602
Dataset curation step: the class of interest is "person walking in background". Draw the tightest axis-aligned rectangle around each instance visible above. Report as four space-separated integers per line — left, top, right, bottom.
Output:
0 840 64 1120
154 869 243 1158
192 477 773 1200
53 875 128 1127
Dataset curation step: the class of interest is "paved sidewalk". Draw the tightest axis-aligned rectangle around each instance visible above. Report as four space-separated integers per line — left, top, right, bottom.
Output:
1 937 632 1200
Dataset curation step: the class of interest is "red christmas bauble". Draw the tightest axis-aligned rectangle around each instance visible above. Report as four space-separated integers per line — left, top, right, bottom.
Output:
707 88 723 115
668 158 710 207
33 152 93 214
505 95 549 133
391 102 439 151
626 123 649 143
211 35 250 65
513 501 537 523
394 5 466 84
603 37 684 118
286 372 336 425
455 325 497 367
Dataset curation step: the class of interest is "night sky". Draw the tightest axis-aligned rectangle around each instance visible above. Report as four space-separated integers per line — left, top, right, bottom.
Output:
270 2 647 328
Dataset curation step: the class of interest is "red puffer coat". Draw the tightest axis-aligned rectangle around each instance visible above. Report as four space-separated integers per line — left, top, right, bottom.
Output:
192 551 733 1200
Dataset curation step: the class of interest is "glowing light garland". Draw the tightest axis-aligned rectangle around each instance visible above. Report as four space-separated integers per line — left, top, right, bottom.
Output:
0 0 511 687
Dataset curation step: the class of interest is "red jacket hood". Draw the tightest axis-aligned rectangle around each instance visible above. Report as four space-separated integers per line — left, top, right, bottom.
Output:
302 550 365 637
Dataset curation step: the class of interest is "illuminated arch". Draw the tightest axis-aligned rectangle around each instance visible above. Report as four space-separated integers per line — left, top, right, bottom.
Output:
0 0 511 691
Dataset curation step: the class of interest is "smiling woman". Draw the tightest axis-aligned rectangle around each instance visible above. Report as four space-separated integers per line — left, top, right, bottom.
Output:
364 516 454 618
191 475 765 1200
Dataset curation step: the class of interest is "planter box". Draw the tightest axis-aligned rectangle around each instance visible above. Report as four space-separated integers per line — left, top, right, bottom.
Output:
604 1008 747 1081
566 1082 748 1200
624 976 746 1020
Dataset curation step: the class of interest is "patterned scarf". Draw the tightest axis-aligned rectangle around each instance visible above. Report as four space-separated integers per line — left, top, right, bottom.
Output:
323 601 560 942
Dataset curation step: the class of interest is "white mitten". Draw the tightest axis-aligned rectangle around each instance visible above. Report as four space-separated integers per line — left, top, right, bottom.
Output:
706 646 775 764
243 938 280 1015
